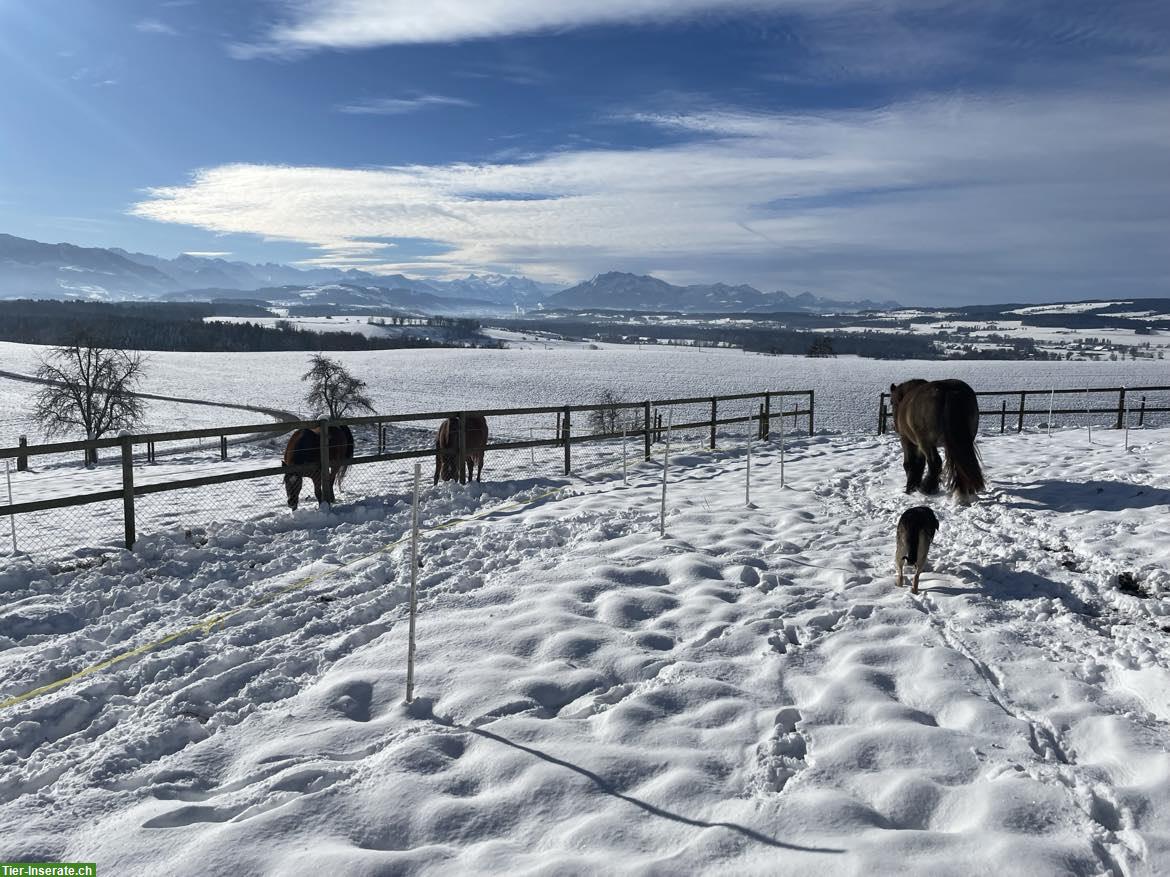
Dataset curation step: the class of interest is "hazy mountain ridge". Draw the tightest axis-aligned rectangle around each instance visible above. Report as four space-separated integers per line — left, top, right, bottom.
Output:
0 233 558 308
546 271 900 313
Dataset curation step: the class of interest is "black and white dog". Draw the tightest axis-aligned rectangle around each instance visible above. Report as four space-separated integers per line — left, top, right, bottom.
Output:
896 506 939 595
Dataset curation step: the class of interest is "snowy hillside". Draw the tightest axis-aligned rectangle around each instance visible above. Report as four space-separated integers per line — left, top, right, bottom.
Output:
3 340 1169 443
1 426 1168 873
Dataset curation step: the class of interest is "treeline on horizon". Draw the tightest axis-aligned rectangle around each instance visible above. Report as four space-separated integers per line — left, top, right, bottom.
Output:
0 299 485 353
489 317 950 359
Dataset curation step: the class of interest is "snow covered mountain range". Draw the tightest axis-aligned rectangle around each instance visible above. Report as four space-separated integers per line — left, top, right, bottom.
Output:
546 271 900 314
0 234 558 310
0 233 894 314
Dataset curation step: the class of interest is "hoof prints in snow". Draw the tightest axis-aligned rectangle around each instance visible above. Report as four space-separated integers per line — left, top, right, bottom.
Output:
2 430 1170 873
754 706 808 794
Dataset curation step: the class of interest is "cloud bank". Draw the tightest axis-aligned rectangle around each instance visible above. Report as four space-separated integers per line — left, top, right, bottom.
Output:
130 90 1170 302
252 0 814 52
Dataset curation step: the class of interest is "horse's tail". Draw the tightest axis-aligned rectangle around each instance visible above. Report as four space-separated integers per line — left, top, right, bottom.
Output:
941 386 984 498
333 425 355 490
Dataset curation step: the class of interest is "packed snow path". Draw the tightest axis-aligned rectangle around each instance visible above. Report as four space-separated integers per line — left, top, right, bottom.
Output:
1 429 1168 874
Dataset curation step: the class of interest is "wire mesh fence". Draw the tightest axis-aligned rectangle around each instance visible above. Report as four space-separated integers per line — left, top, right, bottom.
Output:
877 385 1170 436
1 391 811 561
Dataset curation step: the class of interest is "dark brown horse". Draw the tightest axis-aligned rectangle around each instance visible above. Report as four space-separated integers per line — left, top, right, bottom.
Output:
283 424 355 509
890 379 984 503
434 414 488 485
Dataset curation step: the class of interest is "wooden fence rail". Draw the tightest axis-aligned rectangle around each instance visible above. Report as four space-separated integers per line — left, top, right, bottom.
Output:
1 389 813 552
876 385 1170 436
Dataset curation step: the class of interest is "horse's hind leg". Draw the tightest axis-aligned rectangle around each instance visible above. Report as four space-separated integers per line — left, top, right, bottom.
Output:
901 438 925 493
311 474 324 504
476 454 483 483
922 444 943 494
324 470 336 504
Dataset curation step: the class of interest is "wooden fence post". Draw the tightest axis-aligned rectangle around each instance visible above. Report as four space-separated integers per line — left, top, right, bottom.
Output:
763 392 771 440
562 407 571 475
318 418 330 505
1116 387 1126 429
1016 391 1026 433
1000 400 1007 434
643 400 651 461
120 435 136 550
457 412 468 484
710 397 717 449
878 400 887 435
16 436 27 472
808 390 815 436
220 435 228 461
1139 396 1146 427
758 403 765 440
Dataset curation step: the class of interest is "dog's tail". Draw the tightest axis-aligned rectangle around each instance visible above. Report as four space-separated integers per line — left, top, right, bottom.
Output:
941 387 984 498
899 525 917 566
916 528 931 571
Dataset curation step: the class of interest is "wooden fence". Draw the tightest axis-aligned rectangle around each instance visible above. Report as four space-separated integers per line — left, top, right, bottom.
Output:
876 385 1170 435
1 389 813 553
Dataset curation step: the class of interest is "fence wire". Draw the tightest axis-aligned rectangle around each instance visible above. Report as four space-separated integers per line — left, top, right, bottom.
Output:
0 389 811 561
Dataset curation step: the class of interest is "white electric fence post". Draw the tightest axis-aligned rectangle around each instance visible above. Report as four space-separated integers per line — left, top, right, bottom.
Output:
779 403 787 489
1085 389 1092 445
745 404 752 507
5 460 15 555
659 409 672 537
1047 389 1054 438
1124 390 1130 451
622 427 628 485
405 463 421 703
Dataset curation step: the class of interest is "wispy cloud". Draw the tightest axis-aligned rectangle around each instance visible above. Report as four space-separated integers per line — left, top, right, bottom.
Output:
135 19 179 36
336 94 474 115
241 0 828 54
130 88 1170 301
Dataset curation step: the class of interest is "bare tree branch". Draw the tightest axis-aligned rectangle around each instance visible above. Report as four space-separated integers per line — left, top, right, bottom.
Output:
301 354 375 419
32 338 148 462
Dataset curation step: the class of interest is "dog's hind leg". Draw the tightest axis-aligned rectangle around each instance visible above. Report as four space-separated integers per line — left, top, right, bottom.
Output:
911 530 931 594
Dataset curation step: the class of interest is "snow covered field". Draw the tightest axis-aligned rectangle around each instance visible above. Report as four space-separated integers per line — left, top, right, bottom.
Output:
1 425 1168 873
3 341 1169 444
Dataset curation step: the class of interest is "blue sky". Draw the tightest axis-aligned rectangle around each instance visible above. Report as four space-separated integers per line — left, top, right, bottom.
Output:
1 0 1167 303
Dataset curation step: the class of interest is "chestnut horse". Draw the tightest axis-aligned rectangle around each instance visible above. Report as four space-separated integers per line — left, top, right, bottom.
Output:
890 379 984 503
434 414 488 484
283 424 354 509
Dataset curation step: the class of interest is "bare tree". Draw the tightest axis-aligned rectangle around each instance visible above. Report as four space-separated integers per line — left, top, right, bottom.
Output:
302 353 375 419
589 389 642 435
32 338 148 464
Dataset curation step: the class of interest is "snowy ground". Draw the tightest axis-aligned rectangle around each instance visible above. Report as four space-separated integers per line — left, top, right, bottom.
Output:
1 425 1168 874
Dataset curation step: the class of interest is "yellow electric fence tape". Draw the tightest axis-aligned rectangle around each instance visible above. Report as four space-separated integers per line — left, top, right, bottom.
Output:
0 437 715 712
